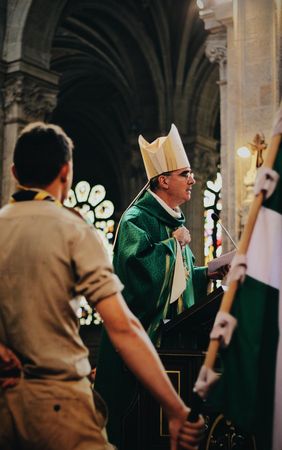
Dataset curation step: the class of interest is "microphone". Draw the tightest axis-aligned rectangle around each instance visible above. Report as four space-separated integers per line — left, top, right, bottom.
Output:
211 212 238 249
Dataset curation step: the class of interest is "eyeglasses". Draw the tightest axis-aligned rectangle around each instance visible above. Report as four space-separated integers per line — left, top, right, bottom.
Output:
163 170 194 179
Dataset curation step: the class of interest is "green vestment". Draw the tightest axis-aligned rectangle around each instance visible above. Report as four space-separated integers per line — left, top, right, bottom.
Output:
95 191 207 448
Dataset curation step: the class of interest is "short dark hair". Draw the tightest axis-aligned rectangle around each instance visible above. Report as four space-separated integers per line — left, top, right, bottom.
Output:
13 122 74 186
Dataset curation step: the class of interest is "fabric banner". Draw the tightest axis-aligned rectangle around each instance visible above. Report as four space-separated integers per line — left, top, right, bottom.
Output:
210 143 282 450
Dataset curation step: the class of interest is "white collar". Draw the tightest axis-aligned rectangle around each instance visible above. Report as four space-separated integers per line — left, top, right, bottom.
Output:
148 189 182 219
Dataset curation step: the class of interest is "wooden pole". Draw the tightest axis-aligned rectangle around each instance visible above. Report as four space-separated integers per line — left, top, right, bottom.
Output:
204 133 282 370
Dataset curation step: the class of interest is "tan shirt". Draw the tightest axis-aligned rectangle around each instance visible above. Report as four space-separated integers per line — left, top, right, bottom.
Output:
0 201 123 380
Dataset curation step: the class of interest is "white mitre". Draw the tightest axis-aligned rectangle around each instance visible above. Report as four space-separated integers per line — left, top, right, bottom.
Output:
138 124 190 179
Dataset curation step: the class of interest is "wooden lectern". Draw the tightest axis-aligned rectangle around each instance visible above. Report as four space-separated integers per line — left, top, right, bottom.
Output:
121 287 256 450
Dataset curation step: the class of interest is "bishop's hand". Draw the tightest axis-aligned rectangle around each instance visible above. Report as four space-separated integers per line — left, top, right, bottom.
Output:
208 264 230 280
172 227 191 248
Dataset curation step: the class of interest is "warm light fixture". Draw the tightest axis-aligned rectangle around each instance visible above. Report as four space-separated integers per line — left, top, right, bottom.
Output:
237 146 251 158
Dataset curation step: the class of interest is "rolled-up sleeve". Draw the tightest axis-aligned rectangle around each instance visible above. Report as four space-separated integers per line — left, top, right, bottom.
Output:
71 223 124 305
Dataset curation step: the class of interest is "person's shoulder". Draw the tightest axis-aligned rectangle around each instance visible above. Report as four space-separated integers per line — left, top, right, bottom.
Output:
62 206 87 223
51 206 93 233
120 205 149 230
58 207 104 247
123 202 150 221
120 204 158 238
124 205 140 219
0 204 13 217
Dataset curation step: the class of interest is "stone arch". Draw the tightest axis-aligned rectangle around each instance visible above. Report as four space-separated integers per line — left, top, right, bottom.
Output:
3 0 68 66
0 0 67 204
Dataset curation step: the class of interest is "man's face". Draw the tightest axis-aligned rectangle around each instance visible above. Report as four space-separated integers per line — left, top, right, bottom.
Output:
165 166 196 206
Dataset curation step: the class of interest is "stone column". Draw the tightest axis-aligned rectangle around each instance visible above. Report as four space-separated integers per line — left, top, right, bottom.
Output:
200 1 235 251
200 0 280 246
205 33 234 253
1 61 59 205
0 61 5 203
278 0 282 100
231 0 279 233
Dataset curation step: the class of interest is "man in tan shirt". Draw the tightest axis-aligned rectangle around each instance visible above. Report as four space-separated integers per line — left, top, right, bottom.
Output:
0 122 204 450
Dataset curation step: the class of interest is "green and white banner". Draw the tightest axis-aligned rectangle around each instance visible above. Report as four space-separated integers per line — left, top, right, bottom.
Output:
210 142 282 450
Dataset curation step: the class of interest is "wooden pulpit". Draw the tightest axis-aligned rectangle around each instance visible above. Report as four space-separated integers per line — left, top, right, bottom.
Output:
121 287 256 450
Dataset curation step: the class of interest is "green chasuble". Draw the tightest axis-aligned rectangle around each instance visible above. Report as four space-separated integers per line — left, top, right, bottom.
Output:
95 191 208 448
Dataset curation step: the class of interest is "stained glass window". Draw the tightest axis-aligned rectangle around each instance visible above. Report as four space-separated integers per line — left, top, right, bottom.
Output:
64 181 115 325
76 296 103 326
64 181 115 258
204 172 222 266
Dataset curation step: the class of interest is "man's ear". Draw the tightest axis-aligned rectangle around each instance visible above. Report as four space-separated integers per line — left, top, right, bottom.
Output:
158 174 169 190
59 163 70 183
11 164 19 181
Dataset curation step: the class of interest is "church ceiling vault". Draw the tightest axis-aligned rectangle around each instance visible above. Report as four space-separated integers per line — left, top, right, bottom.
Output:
1 0 220 211
49 0 220 209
